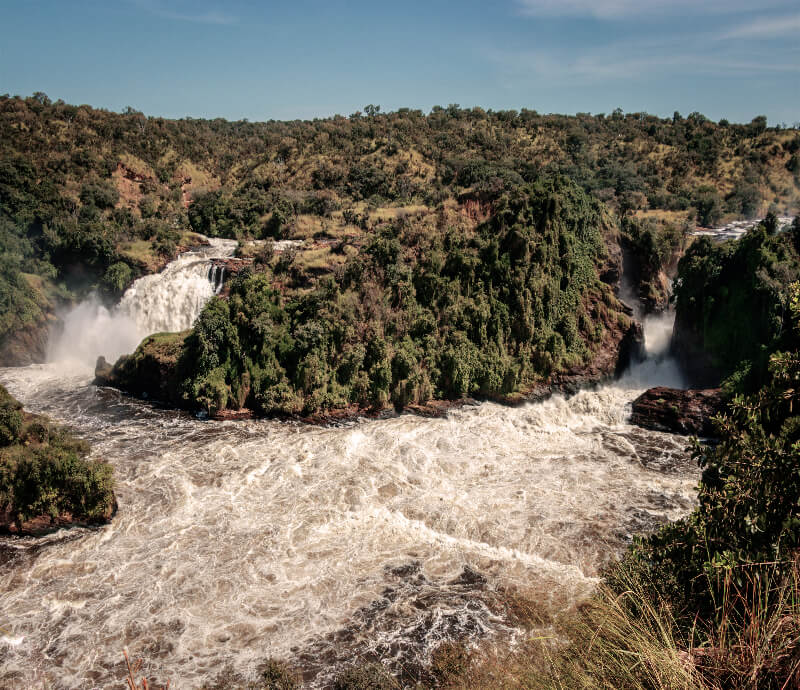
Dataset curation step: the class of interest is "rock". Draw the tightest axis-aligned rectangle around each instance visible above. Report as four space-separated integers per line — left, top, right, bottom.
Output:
94 355 115 384
0 314 54 367
630 387 724 436
0 498 117 537
616 320 646 375
95 332 186 405
211 408 254 421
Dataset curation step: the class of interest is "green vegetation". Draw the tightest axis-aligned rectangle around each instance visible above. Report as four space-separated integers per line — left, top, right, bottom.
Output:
673 216 800 391
0 384 114 531
620 214 687 311
2 95 798 362
114 177 634 416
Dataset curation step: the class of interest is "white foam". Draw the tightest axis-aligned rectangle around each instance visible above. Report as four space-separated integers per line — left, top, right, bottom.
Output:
47 237 237 370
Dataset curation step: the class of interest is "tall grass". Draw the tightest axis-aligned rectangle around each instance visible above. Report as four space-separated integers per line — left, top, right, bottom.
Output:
440 560 800 690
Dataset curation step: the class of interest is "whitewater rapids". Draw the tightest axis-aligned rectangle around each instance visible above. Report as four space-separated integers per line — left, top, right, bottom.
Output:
0 240 698 687
0 349 697 688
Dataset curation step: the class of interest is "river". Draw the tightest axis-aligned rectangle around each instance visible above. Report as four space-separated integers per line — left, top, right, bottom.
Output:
0 242 699 688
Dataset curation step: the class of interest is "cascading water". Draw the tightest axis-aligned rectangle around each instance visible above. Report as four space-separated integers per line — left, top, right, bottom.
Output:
207 264 226 294
0 305 699 688
621 310 686 390
47 238 237 369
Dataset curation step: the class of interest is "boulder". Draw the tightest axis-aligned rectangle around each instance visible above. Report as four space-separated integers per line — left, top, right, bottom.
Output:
94 332 186 406
630 386 724 436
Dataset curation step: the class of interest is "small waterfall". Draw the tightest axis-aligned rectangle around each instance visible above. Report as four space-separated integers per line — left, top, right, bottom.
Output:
207 264 226 294
48 237 237 369
620 310 686 389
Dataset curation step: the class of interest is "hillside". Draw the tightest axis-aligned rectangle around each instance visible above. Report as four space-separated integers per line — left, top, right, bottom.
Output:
2 94 799 366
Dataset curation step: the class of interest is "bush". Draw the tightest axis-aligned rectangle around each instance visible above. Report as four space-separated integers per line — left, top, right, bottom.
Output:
0 385 115 526
102 261 134 294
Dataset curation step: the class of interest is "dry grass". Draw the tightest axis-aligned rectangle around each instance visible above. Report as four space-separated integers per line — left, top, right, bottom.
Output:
118 153 156 179
436 562 800 690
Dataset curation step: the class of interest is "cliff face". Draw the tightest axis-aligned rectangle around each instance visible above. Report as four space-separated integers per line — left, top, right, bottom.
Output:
670 314 725 388
670 229 800 391
0 313 53 367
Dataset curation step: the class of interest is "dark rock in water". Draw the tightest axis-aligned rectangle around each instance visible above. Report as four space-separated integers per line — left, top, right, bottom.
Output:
449 565 487 588
630 386 724 436
94 355 115 384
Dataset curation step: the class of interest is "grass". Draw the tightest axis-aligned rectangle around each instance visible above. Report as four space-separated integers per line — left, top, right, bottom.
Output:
117 233 206 273
435 560 800 690
124 649 170 690
118 239 161 271
292 245 348 274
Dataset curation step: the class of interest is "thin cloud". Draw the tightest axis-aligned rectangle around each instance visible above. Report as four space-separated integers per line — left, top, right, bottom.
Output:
515 0 791 19
131 0 238 25
720 14 800 39
488 44 800 85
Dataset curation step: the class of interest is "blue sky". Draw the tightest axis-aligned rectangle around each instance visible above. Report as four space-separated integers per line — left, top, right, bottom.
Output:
1 0 798 124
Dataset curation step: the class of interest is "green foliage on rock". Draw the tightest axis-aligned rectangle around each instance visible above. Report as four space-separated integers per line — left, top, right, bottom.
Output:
166 176 629 416
0 384 115 529
673 221 800 390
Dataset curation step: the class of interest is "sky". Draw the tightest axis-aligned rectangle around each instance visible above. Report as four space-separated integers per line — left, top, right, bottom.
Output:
1 0 798 124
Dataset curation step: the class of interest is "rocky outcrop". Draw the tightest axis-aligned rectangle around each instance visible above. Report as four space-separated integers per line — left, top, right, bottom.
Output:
630 386 725 436
95 331 186 406
0 315 53 367
209 257 252 274
0 499 117 537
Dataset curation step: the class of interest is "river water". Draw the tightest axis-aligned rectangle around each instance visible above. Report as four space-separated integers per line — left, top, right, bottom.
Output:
0 244 698 689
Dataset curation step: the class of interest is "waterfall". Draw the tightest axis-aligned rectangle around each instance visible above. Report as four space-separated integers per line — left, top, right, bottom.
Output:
47 237 237 369
619 310 686 390
207 264 226 294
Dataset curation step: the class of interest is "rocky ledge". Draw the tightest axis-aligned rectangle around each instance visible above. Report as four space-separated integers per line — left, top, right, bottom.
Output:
630 386 724 436
1 499 117 537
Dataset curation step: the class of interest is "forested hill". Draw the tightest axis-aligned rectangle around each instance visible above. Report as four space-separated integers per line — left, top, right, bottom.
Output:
1 93 799 368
